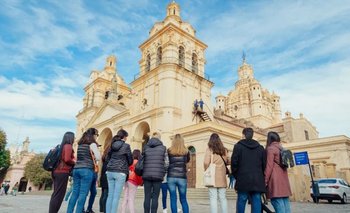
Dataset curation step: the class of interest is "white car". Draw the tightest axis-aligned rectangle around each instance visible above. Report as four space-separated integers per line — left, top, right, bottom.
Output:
310 178 350 204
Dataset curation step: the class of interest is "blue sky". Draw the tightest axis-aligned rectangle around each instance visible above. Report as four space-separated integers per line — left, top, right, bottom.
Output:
0 0 349 153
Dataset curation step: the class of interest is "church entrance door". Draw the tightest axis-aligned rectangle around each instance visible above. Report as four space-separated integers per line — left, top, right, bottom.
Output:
187 146 196 188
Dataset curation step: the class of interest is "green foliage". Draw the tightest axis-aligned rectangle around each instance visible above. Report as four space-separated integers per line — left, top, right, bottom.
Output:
24 154 51 187
0 129 11 180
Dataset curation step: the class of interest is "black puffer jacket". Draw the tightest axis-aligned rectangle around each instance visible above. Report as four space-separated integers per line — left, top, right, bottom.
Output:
142 138 167 181
167 151 190 179
231 139 266 193
107 140 133 175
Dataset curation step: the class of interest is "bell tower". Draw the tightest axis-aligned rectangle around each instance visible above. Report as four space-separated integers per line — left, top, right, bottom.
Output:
130 2 214 143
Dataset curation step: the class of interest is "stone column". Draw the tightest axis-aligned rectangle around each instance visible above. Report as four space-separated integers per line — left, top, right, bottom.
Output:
325 163 337 178
340 168 350 184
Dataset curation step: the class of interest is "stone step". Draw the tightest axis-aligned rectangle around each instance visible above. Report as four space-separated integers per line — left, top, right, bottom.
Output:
133 188 237 199
30 187 237 200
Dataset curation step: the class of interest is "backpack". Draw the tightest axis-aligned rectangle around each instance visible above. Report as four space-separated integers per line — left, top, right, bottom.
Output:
43 145 61 171
278 148 295 169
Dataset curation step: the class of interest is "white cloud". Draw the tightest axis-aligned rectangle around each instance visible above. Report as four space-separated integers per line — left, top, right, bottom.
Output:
260 59 350 137
0 77 82 120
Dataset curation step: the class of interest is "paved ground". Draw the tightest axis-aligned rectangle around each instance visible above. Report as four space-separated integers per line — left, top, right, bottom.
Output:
0 193 349 213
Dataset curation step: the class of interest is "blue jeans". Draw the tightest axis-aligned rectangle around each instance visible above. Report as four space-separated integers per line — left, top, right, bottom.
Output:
106 171 126 213
271 197 291 213
167 177 189 213
229 176 235 189
161 182 168 209
208 187 227 213
67 168 94 213
236 191 261 213
86 172 98 211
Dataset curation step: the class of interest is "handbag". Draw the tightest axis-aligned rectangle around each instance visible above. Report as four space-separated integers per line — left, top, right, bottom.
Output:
203 154 216 187
135 155 144 176
220 155 230 175
89 148 99 173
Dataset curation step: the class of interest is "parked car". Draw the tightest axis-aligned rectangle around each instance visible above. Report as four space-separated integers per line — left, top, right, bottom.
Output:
310 178 350 204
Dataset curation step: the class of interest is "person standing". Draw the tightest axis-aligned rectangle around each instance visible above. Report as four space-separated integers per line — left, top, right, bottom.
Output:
167 134 190 213
49 132 76 213
99 137 113 213
143 132 168 213
105 129 133 213
231 128 266 213
12 182 19 196
120 149 143 213
85 145 100 213
204 133 229 213
265 132 292 213
67 128 101 213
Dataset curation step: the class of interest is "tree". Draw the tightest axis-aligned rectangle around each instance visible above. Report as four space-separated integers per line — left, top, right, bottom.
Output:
0 129 11 181
24 154 51 189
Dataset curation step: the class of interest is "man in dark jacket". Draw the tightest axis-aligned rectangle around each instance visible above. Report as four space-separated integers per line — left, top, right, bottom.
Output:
142 132 169 213
231 128 266 213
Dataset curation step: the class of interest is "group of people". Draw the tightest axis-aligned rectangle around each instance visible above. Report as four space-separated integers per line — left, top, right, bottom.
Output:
204 128 291 213
0 182 17 196
48 128 191 213
48 126 291 213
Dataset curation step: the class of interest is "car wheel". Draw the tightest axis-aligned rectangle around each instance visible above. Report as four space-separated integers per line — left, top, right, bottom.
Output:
341 194 347 204
328 199 333 203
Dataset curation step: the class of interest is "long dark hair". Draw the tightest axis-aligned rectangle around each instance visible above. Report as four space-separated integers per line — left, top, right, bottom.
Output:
113 129 128 141
78 128 98 145
208 133 225 156
132 149 141 160
60 132 75 147
59 132 75 159
266 131 281 148
102 137 113 162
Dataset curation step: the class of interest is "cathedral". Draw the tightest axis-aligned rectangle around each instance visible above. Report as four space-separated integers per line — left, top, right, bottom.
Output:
76 2 350 201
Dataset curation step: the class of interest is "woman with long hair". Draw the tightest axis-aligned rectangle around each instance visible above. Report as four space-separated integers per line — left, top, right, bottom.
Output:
204 133 229 213
120 149 143 213
105 129 133 213
265 132 292 213
99 135 113 213
49 131 75 213
67 128 101 213
167 134 190 213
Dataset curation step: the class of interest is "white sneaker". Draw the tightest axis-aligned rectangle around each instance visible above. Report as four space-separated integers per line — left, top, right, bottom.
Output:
163 208 168 213
177 209 182 213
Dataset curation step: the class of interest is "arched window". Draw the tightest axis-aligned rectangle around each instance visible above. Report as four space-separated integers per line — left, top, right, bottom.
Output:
146 54 151 72
192 53 198 73
179 46 185 67
156 47 162 66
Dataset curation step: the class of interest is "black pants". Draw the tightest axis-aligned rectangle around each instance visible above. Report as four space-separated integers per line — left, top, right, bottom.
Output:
99 187 108 212
143 180 162 213
49 172 69 213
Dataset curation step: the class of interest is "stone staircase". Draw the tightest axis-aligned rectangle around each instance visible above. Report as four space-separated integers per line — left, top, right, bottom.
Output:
132 187 237 200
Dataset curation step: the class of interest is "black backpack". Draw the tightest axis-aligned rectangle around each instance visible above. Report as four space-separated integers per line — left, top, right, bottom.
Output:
134 155 144 176
278 148 295 169
43 145 61 171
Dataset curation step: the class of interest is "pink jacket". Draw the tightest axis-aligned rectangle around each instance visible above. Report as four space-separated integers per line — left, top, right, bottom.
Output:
264 142 292 199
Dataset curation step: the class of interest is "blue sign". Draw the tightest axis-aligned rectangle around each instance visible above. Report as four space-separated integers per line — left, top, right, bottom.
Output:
294 151 309 165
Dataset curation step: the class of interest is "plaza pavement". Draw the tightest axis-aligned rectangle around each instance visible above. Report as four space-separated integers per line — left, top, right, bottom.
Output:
0 192 349 213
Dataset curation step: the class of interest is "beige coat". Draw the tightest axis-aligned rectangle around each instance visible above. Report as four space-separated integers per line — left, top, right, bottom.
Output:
203 148 229 188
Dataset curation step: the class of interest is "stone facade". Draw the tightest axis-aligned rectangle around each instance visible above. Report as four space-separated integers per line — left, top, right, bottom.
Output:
76 2 350 201
5 137 37 192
